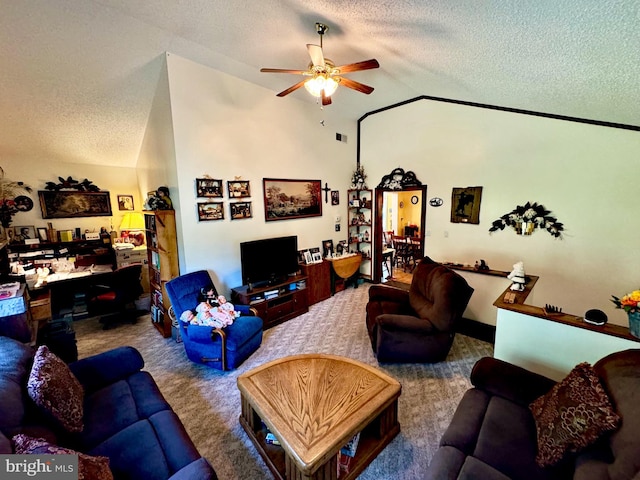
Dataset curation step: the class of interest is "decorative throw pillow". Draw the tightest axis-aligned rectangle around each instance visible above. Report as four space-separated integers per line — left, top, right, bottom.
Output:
27 345 84 433
12 434 113 480
529 362 620 467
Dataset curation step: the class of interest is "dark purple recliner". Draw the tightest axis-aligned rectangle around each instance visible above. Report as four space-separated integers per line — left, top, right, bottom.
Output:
366 256 473 363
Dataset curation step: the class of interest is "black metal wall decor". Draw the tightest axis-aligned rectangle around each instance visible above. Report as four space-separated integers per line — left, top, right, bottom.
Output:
376 168 422 190
489 201 564 238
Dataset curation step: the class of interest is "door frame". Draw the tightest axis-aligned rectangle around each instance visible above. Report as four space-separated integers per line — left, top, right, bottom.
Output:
373 185 428 283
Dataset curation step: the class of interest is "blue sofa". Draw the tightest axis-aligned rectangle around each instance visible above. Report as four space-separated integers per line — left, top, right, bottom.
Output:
0 336 217 479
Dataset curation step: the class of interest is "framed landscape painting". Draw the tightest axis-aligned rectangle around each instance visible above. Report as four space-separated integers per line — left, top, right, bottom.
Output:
38 191 112 219
263 178 322 222
197 202 224 221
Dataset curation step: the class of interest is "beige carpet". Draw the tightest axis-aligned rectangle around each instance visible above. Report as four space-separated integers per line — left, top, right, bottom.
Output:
73 284 493 480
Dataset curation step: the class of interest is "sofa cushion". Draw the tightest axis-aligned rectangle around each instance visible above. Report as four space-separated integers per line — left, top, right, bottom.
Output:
79 371 170 450
13 434 113 480
27 345 84 433
0 336 33 434
88 411 201 480
530 362 620 468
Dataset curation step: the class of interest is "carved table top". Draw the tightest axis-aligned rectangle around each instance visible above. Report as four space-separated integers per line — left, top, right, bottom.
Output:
237 353 401 474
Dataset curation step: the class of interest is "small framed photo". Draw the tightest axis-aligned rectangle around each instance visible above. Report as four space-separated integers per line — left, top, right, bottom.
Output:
230 201 252 220
197 202 224 221
196 178 223 198
118 195 134 211
37 227 48 242
12 225 36 243
322 240 334 258
304 251 313 265
311 252 322 263
227 180 251 198
331 191 339 206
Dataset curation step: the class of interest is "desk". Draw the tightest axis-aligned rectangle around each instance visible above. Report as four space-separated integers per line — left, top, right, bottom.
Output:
0 284 35 344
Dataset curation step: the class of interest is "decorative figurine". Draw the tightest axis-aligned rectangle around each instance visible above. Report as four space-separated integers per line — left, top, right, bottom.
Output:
507 261 526 291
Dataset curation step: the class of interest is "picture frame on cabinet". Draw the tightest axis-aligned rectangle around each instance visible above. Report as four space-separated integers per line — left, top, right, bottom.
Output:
197 202 224 221
303 250 313 265
37 228 48 242
230 201 252 220
196 178 223 198
311 252 322 263
322 239 334 258
227 180 251 198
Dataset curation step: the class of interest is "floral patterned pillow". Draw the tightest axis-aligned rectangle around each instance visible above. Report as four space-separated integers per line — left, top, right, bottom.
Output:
529 362 620 467
27 345 84 433
12 434 113 480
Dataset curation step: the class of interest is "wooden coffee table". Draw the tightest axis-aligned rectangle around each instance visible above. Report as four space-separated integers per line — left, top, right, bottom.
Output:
238 354 401 480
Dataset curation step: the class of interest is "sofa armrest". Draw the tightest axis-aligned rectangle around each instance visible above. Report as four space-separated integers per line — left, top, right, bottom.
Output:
470 357 556 406
377 314 436 334
69 346 144 394
369 284 410 303
168 458 217 480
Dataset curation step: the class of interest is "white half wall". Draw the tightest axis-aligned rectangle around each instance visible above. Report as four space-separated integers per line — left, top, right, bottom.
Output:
361 99 640 326
164 53 357 294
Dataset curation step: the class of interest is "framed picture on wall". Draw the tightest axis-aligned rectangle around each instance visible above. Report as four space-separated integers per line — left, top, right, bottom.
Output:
227 180 250 198
197 202 224 221
117 195 134 211
263 178 322 222
230 201 252 220
196 178 223 198
451 186 483 224
38 191 112 219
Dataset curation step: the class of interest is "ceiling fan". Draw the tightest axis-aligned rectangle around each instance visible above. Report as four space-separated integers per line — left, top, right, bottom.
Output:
260 22 380 106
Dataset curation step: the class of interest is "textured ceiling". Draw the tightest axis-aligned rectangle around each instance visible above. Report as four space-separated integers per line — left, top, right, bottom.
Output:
1 0 638 168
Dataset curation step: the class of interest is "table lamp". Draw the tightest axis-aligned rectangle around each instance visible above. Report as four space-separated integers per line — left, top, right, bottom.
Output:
119 212 145 246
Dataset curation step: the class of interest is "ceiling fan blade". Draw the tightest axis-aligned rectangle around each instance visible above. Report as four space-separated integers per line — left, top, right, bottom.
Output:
261 68 308 75
276 79 307 97
338 77 375 95
334 59 380 74
321 90 332 106
307 44 325 68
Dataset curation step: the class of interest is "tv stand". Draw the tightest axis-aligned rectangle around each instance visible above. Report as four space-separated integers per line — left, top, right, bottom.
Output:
231 274 309 329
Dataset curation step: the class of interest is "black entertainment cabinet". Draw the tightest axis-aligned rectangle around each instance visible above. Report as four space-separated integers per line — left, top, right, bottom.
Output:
230 274 308 329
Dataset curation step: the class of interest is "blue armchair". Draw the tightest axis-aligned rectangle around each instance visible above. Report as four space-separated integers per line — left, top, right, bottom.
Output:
165 271 263 370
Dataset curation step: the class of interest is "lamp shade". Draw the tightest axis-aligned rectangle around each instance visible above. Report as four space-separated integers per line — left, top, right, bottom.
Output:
119 212 145 231
304 75 338 98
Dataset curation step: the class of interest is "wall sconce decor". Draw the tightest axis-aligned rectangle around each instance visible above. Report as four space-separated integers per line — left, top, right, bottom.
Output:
489 202 564 238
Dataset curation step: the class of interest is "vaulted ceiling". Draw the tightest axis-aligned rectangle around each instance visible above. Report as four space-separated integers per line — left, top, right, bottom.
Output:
1 0 638 168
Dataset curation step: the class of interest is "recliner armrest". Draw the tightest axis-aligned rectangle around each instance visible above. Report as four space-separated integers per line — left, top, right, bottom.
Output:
69 346 144 394
235 304 255 316
184 324 221 343
377 314 436 334
368 285 410 303
470 357 556 406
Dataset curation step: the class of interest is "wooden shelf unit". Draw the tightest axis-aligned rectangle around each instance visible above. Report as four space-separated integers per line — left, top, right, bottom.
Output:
299 261 330 306
347 189 373 279
231 274 309 329
144 210 179 338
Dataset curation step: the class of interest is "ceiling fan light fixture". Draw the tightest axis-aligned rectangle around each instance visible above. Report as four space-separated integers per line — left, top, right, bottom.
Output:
304 74 338 97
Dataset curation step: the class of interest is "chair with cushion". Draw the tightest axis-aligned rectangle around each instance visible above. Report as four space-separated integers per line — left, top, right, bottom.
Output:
87 264 144 329
366 256 473 363
165 270 263 370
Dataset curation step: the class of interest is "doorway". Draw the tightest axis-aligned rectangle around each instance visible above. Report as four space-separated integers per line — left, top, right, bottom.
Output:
373 185 428 284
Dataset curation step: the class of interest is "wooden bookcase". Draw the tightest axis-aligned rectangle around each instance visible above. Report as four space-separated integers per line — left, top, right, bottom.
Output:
144 210 179 338
347 189 373 279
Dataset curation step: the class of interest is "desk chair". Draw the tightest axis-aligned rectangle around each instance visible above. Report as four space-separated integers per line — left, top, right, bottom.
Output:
87 264 143 329
165 270 263 371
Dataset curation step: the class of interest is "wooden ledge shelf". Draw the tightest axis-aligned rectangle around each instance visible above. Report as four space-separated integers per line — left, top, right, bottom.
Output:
444 261 639 344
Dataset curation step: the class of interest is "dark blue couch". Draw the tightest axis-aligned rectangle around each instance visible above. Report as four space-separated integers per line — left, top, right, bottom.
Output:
0 336 217 479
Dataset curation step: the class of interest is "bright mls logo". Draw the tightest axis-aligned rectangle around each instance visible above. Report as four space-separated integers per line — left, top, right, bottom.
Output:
1 455 78 479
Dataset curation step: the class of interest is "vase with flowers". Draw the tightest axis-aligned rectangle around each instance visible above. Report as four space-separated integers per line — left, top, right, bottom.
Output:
611 289 640 338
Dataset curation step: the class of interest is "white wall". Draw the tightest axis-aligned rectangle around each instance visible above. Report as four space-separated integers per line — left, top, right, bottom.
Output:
163 53 357 293
361 99 640 326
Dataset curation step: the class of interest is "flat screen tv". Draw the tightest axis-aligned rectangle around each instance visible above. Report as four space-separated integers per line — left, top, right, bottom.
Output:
240 235 299 287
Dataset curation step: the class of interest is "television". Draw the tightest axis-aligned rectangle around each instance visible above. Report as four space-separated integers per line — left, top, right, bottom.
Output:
240 235 299 287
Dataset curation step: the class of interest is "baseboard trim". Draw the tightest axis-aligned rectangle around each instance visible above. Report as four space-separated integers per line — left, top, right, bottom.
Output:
459 318 495 344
